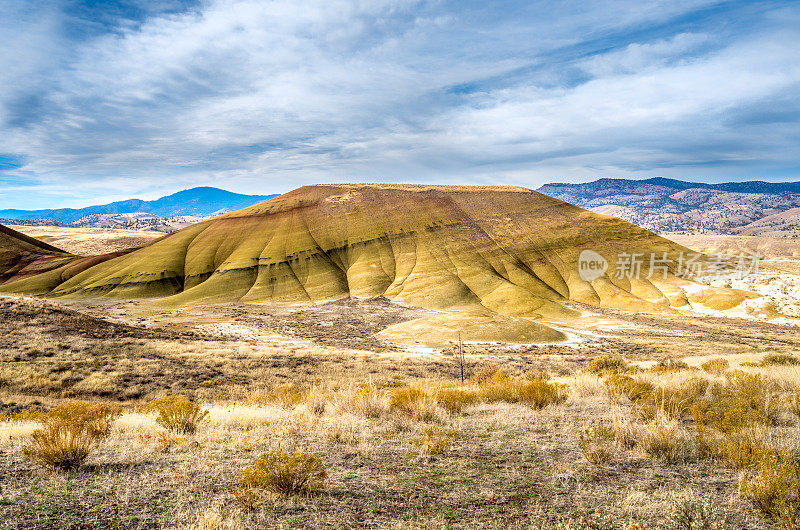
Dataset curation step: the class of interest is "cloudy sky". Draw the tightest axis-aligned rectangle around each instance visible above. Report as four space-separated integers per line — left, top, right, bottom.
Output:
1 0 799 209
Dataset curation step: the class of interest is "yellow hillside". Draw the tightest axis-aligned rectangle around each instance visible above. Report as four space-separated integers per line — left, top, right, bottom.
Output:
0 184 752 342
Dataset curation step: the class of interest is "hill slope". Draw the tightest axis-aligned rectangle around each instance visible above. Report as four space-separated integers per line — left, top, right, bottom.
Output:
538 178 800 235
0 187 278 223
1 184 752 343
0 224 75 283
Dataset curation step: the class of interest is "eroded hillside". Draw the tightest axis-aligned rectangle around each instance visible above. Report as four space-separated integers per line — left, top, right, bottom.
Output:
1 184 754 343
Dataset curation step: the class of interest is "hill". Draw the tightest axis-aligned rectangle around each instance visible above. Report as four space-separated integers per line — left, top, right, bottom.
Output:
0 187 278 223
0 224 74 283
1 184 752 343
538 178 800 235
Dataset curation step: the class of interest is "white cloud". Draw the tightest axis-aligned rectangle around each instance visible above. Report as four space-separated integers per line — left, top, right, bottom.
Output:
0 0 799 208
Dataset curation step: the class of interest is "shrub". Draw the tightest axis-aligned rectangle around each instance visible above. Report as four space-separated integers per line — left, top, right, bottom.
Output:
332 384 388 418
666 489 734 529
0 406 45 422
477 374 521 403
412 425 458 455
144 395 209 434
470 363 500 384
45 401 120 438
633 385 697 421
524 369 551 381
270 383 304 408
23 401 119 471
701 358 729 375
649 358 690 374
612 414 639 449
692 372 781 434
760 353 800 367
435 388 477 414
239 449 326 498
578 425 615 465
636 413 692 463
717 428 772 470
390 387 439 421
605 374 654 402
585 355 628 375
739 452 800 528
518 379 568 410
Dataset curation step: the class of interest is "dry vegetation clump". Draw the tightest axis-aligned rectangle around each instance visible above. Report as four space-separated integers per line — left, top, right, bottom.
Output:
635 412 693 463
701 358 730 375
648 358 691 374
604 374 654 402
237 449 327 501
390 387 440 421
666 489 734 529
759 353 800 367
631 379 706 421
578 425 615 465
692 371 782 434
739 451 800 529
412 425 458 455
585 355 630 375
518 378 568 410
476 371 521 403
524 369 551 381
611 412 639 449
434 387 477 414
469 362 501 383
144 395 209 434
302 386 327 416
23 401 119 471
332 383 389 418
788 392 800 420
252 383 304 408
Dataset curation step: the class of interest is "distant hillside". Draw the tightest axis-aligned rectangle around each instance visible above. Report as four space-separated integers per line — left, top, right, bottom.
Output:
0 187 278 223
538 178 800 236
1 184 753 344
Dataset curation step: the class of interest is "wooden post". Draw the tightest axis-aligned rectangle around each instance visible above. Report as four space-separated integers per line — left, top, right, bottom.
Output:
458 331 465 384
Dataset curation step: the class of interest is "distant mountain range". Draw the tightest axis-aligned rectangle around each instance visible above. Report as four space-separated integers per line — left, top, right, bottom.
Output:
0 187 278 224
538 178 800 237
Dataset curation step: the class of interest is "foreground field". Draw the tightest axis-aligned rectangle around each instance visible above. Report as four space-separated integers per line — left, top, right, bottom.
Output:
1 295 800 528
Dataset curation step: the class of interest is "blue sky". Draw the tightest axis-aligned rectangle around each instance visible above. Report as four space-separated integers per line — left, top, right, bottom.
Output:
1 0 799 209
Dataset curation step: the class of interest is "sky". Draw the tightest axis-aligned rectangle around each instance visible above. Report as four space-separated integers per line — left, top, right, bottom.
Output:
1 0 799 209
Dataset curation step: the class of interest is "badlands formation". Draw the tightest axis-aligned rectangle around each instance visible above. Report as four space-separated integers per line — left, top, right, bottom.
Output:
1 184 753 343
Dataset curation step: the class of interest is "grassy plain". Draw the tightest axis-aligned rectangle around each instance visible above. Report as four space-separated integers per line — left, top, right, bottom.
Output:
1 292 800 529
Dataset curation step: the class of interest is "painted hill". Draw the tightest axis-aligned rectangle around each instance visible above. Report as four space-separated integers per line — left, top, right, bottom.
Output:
538 178 800 235
1 184 753 343
0 187 278 223
0 224 74 283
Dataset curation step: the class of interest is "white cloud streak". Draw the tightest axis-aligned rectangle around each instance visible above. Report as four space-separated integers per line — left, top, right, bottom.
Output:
0 0 799 208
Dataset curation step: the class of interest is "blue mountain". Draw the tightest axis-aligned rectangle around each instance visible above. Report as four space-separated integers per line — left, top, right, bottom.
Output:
0 187 278 223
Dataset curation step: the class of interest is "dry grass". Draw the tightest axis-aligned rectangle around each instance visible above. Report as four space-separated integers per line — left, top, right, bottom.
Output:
22 401 120 471
238 449 327 499
3 295 800 528
635 413 693 463
144 395 209 434
412 425 458 455
518 379 568 409
740 451 800 529
390 387 440 422
331 384 389 418
578 425 616 465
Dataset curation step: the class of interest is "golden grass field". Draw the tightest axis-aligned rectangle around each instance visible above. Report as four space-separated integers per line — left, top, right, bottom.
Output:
1 289 799 529
7 225 164 256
